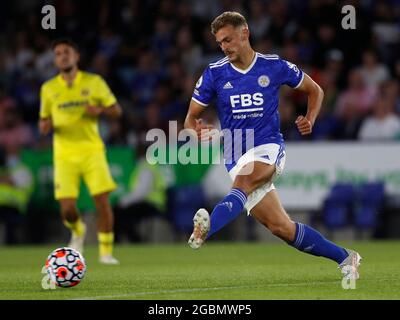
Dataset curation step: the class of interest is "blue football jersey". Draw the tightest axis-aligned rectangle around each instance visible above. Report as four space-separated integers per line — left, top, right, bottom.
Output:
192 52 304 171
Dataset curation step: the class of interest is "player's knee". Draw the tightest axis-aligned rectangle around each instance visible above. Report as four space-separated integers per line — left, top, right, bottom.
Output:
233 175 258 195
60 203 78 221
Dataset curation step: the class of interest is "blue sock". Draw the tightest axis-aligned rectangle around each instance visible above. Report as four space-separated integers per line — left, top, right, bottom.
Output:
207 188 247 239
289 222 349 264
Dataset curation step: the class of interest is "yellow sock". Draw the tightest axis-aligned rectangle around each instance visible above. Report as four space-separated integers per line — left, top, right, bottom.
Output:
63 218 85 237
98 232 114 257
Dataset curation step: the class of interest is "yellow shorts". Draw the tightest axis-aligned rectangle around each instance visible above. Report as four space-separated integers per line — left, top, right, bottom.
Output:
54 150 117 200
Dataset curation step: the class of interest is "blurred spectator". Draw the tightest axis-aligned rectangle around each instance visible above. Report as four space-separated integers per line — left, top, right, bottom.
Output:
358 97 400 141
90 53 110 78
359 49 390 89
175 26 202 76
129 51 164 107
335 69 378 139
6 31 35 74
0 107 33 151
313 24 338 68
0 0 399 147
189 0 220 20
97 29 121 60
0 87 17 128
335 69 378 116
380 80 400 114
371 1 400 64
248 0 270 42
166 60 187 95
34 34 57 82
281 40 300 65
266 0 292 47
0 147 33 244
295 27 314 64
145 102 164 131
323 49 345 89
150 18 174 60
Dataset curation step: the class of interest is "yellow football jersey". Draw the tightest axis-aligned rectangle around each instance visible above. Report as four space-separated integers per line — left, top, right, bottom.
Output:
40 71 117 155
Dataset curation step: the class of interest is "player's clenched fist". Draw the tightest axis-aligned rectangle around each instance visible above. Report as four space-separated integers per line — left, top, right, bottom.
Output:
195 119 217 141
295 115 313 135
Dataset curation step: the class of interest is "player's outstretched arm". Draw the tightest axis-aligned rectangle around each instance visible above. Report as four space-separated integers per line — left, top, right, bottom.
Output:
184 99 214 140
294 73 324 135
38 117 53 135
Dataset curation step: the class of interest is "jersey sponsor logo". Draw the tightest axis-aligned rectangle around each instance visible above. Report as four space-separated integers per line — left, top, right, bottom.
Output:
195 76 203 88
58 100 89 109
232 112 263 119
81 88 90 96
285 61 300 76
223 81 233 89
229 93 264 111
258 75 270 87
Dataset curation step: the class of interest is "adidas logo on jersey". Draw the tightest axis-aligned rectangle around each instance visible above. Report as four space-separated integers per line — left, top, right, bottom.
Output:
223 82 233 89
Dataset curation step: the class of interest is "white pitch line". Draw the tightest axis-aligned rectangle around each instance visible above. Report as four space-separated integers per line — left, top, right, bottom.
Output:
72 280 340 300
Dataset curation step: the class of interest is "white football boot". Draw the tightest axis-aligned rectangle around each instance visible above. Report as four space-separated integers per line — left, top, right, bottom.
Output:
339 249 362 280
99 254 120 265
67 222 86 255
188 208 210 249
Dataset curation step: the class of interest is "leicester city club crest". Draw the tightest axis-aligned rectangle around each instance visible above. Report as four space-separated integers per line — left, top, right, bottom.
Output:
258 75 270 87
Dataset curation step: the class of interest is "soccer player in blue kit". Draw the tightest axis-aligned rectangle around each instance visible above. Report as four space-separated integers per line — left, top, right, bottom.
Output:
184 12 361 279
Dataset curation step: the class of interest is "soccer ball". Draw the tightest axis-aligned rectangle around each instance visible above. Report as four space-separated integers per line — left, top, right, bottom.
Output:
44 247 86 288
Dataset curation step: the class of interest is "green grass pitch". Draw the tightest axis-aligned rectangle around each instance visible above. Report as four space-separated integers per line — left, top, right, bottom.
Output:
0 241 399 300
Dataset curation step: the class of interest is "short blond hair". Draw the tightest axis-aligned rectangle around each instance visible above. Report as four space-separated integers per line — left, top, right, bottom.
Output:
211 11 248 35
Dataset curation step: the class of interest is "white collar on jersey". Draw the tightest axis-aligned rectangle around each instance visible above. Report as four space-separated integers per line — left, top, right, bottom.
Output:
230 52 258 74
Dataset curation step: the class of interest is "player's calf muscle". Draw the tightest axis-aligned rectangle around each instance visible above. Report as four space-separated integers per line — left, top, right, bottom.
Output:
268 222 295 240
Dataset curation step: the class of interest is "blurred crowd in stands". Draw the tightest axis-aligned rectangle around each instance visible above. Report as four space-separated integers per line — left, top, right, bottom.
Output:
1 0 400 157
2 0 400 244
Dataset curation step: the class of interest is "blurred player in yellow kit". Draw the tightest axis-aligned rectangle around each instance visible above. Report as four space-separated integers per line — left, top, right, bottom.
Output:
39 39 122 264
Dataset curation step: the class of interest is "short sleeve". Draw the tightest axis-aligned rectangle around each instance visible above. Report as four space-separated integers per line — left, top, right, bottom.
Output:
191 67 215 106
39 85 52 118
94 76 117 108
280 59 304 89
